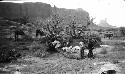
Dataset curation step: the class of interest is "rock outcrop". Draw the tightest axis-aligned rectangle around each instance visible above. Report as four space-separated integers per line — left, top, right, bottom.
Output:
0 2 52 19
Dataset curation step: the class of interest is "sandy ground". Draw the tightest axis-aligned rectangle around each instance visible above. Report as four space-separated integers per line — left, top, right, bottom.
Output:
1 38 125 74
0 51 124 74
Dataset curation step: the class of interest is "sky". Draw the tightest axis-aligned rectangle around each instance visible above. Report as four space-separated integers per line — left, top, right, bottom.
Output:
1 0 125 27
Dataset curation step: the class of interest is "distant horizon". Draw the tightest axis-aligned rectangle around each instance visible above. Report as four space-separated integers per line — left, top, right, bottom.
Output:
1 0 125 27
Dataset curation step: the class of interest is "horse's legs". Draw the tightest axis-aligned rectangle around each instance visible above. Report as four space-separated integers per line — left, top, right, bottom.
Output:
36 32 38 37
17 34 19 41
88 49 94 59
14 32 17 41
15 34 18 41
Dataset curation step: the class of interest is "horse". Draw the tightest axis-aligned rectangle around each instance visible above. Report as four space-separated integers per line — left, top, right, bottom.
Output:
36 29 45 38
104 33 113 39
14 29 26 41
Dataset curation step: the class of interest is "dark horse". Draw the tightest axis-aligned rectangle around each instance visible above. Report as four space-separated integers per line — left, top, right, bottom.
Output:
104 33 113 39
14 29 26 41
36 29 45 37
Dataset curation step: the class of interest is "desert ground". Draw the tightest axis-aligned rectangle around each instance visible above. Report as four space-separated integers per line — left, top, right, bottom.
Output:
0 38 125 74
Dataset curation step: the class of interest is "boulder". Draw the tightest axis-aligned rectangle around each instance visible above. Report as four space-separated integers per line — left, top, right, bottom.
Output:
93 62 121 74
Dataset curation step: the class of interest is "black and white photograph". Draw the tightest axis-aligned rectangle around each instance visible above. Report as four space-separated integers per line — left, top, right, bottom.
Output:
0 0 125 74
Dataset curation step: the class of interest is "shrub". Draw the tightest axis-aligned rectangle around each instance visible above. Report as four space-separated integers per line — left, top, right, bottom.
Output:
119 27 125 37
29 42 49 57
0 46 21 63
34 49 49 57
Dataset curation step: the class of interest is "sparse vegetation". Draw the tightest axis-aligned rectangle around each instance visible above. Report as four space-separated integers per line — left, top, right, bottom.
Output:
0 45 21 63
0 4 125 74
119 27 125 37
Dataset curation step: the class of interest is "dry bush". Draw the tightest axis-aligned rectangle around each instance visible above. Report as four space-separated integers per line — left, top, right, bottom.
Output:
28 41 49 57
34 49 49 57
62 52 81 59
0 46 21 63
